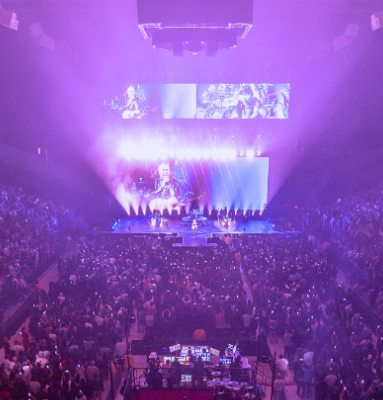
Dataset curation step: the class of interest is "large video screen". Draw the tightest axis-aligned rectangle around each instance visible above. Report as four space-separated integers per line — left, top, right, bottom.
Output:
103 84 289 120
110 158 269 213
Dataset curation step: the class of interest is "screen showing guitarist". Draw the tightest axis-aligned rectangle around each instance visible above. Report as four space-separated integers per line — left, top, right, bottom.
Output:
122 85 145 119
149 162 179 211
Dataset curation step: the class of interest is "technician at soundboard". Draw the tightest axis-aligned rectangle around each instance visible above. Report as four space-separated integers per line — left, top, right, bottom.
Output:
230 355 242 382
186 349 195 364
171 358 182 386
214 361 225 379
194 356 205 383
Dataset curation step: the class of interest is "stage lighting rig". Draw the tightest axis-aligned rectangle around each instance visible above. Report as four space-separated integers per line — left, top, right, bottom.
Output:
372 10 383 30
137 0 253 56
0 2 18 31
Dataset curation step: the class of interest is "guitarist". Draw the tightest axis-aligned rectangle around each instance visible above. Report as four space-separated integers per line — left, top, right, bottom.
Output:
122 85 145 119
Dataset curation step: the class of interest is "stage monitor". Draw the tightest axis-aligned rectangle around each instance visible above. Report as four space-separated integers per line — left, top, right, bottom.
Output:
179 346 210 362
103 83 289 119
169 344 181 353
210 347 220 357
181 374 193 383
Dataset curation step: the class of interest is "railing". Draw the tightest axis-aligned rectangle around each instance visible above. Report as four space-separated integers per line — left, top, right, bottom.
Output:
254 363 266 398
330 247 366 284
106 362 123 400
0 242 76 343
329 248 383 329
347 289 383 328
128 366 262 396
121 367 133 400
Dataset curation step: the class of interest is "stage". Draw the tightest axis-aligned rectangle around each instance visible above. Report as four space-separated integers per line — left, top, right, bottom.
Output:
111 218 294 247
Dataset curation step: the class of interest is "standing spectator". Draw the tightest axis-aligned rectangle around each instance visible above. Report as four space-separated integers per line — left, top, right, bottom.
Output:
89 371 103 400
283 329 293 361
301 362 314 399
162 360 173 389
115 341 127 359
86 361 99 381
276 355 289 379
294 363 304 398
21 327 30 348
273 373 286 400
268 313 277 343
324 370 338 397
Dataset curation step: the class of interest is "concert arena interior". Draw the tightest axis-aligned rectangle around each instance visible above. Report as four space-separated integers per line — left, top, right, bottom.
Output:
2 0 383 399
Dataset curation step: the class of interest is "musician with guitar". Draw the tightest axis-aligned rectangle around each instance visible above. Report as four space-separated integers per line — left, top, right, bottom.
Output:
121 85 145 119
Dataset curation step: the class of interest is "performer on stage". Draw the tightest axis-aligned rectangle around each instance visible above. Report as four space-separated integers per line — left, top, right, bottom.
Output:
191 219 198 237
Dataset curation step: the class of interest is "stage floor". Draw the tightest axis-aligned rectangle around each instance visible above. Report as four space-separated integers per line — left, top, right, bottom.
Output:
113 218 278 247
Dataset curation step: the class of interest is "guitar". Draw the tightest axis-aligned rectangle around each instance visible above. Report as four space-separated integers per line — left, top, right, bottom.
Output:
121 109 143 119
149 193 207 211
122 106 158 120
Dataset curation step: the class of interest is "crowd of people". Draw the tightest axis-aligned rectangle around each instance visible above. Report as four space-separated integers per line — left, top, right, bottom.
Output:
0 228 382 400
238 235 383 400
2 178 383 399
306 184 383 316
0 185 72 311
306 185 383 268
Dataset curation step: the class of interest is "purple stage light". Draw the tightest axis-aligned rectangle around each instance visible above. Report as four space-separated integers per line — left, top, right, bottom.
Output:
194 149 203 160
176 148 187 160
228 149 237 160
202 149 211 160
246 149 254 158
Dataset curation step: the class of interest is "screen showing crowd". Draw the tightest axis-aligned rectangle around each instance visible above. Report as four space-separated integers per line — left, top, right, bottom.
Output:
111 158 269 213
103 84 290 119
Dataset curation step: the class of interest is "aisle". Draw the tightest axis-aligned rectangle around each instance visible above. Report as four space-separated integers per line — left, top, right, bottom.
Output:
240 263 253 303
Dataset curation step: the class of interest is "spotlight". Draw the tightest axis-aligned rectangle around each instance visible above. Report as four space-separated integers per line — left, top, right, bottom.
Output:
246 149 254 158
184 149 193 160
194 149 202 160
218 149 227 160
202 149 211 159
158 148 168 160
228 149 237 159
147 147 160 160
211 149 220 160
176 149 187 160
